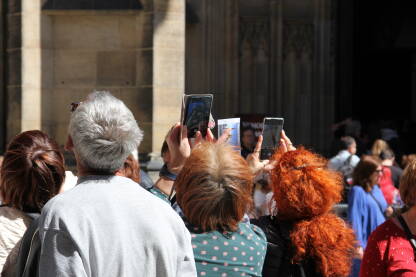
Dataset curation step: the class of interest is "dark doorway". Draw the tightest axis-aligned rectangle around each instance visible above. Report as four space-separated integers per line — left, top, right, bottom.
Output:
352 1 412 121
337 1 416 156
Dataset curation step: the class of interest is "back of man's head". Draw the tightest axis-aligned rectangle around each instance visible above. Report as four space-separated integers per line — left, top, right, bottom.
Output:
380 149 395 161
69 91 143 173
340 136 356 154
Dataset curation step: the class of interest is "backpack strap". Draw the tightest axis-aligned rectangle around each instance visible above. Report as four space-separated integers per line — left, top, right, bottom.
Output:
397 215 416 259
337 154 353 171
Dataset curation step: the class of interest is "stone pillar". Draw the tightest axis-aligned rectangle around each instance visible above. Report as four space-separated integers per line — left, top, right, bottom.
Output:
21 0 43 132
152 0 185 152
4 0 22 143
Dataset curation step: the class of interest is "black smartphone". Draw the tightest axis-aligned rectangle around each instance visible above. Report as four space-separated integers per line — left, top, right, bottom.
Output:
260 117 284 160
182 94 213 138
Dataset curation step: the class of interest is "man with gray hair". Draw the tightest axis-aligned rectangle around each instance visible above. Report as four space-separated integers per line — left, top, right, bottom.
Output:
38 91 196 276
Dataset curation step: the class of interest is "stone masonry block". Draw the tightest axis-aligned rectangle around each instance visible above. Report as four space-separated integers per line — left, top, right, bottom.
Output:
96 51 136 86
54 50 97 87
53 16 120 49
136 49 152 86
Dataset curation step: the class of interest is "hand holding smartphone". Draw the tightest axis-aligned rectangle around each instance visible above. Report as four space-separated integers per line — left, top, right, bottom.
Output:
181 94 213 138
260 117 284 160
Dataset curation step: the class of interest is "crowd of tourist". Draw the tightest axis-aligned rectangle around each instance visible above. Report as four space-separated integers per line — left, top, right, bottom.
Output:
0 91 415 276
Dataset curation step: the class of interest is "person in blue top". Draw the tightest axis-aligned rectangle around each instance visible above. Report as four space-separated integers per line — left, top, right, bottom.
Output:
348 155 394 276
175 142 267 277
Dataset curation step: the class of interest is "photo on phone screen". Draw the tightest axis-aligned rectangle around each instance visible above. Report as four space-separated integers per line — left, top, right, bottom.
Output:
182 94 213 138
260 117 284 160
218 118 241 152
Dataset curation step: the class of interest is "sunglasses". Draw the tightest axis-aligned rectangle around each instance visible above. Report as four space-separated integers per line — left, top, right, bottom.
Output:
70 102 82 112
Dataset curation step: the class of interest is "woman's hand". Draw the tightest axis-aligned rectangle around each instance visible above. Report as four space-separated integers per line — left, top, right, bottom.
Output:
385 206 394 218
165 123 191 174
191 128 232 148
247 135 268 174
278 130 296 153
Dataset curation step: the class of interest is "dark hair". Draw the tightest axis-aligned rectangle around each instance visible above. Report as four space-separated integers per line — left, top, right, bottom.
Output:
352 156 380 192
241 126 255 136
380 148 395 160
340 136 356 150
123 154 140 183
0 130 65 213
175 143 253 232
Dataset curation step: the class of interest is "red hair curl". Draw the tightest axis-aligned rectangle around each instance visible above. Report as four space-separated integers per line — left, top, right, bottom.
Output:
270 147 355 277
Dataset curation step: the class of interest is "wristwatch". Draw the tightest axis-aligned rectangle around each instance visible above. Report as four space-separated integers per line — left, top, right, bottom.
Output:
159 163 177 181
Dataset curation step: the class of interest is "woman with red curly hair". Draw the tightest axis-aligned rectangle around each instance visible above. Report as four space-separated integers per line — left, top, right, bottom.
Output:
252 133 355 277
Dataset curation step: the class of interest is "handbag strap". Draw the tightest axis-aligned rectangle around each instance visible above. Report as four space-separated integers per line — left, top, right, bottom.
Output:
397 215 416 258
369 191 386 219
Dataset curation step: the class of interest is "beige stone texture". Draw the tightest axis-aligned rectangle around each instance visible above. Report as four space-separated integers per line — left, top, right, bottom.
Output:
53 50 97 87
21 88 41 131
153 49 184 88
53 16 128 50
96 51 136 87
21 48 41 88
152 0 186 152
138 122 153 154
136 49 153 86
38 12 154 153
136 13 153 49
154 0 184 13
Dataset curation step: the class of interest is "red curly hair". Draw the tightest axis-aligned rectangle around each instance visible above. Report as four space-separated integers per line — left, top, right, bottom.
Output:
270 148 355 277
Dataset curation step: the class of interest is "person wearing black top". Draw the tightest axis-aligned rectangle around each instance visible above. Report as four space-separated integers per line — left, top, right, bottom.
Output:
249 132 355 277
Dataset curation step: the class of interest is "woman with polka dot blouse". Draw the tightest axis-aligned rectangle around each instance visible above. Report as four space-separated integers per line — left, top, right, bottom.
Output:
360 159 416 276
175 143 267 277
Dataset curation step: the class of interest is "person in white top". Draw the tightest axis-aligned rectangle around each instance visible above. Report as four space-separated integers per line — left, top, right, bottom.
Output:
38 91 196 277
0 130 66 277
328 136 360 173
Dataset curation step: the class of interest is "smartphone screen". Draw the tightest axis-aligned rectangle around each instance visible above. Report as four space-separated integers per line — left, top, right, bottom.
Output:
182 94 213 138
261 117 284 160
218 118 241 152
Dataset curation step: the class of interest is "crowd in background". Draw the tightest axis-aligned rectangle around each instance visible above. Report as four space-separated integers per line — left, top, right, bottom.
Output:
0 91 415 277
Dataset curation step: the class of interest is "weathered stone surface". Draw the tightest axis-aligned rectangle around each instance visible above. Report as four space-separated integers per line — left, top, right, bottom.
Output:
42 0 142 10
53 16 121 49
136 49 153 86
153 49 184 88
96 51 136 86
6 49 21 86
21 88 42 131
8 0 22 13
53 50 97 87
119 16 140 49
6 87 22 142
7 14 21 49
136 12 153 48
138 122 153 154
154 0 183 13
118 87 153 123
